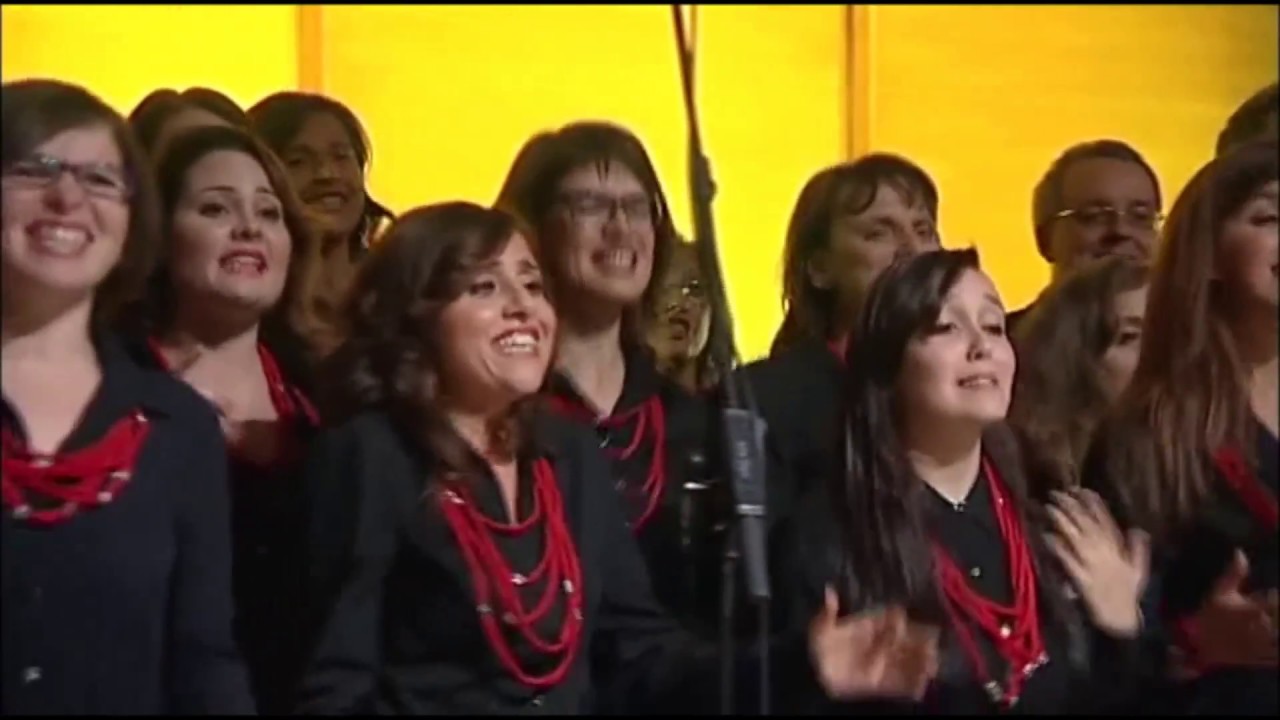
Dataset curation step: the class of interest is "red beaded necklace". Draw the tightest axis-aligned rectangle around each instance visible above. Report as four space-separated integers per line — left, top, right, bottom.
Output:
931 459 1048 708
2 410 151 526
148 338 319 465
547 394 667 530
437 458 585 689
1213 445 1277 531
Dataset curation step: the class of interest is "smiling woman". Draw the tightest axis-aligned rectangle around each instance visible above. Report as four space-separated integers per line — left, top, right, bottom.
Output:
122 123 322 714
1 78 252 715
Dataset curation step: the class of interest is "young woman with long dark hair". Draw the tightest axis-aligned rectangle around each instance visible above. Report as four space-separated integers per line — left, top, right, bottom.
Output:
1 79 250 714
777 248 1149 713
740 155 941 515
1085 140 1278 714
298 201 940 714
125 124 322 713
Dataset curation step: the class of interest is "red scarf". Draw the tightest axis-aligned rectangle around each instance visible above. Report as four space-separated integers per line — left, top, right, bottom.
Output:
2 410 152 526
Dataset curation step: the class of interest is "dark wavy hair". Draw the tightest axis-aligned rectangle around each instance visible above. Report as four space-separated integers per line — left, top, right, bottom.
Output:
247 92 394 249
1094 139 1279 539
128 87 248 157
321 202 542 481
494 121 675 343
1010 256 1149 497
832 248 1069 632
1 79 161 326
772 154 939 356
124 124 319 375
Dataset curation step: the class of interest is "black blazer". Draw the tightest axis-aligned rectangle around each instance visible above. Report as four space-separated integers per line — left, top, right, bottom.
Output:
297 405 816 715
128 334 321 714
1 334 252 715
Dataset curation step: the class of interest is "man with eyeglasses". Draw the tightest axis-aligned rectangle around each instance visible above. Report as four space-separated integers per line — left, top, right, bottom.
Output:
1010 139 1163 330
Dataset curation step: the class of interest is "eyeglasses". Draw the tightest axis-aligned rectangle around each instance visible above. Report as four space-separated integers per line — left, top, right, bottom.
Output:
1052 205 1163 231
2 154 133 202
557 191 655 226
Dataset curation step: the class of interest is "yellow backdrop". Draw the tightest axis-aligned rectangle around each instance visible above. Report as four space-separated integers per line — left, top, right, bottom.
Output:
3 4 1275 360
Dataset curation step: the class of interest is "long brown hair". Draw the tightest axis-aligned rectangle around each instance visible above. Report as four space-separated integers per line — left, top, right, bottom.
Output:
773 154 938 355
1 79 161 326
1010 257 1149 496
494 121 675 344
134 125 317 349
320 202 541 482
1098 140 1278 538
833 247 1072 633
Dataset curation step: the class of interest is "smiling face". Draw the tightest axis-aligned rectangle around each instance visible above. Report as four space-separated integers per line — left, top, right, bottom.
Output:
548 160 655 309
1 124 131 308
168 149 292 318
436 231 557 414
897 268 1015 429
279 111 366 239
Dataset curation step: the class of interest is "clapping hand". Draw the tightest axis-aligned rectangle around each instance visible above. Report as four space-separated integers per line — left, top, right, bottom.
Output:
1045 488 1150 637
808 587 941 701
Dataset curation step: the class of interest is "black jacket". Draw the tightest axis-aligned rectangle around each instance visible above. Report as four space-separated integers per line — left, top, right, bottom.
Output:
1 334 253 715
297 405 816 715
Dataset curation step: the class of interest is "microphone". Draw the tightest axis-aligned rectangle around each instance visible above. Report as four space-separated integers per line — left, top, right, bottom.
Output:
670 6 773 715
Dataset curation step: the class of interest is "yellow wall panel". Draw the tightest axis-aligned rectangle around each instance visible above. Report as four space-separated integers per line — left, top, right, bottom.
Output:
0 4 298 114
316 4 846 359
862 4 1279 312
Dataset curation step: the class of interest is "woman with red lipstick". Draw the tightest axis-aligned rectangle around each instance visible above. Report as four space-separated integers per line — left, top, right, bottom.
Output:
1084 140 1279 714
495 122 722 637
299 200 942 714
1 79 250 714
776 248 1150 714
127 124 321 713
248 92 393 356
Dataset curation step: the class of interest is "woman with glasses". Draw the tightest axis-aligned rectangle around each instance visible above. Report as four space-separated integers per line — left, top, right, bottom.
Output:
495 123 724 648
1084 140 1279 715
1 79 251 714
644 238 720 395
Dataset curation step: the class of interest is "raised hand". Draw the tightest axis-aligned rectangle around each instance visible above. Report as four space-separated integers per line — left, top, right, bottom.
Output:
1045 488 1149 637
808 587 940 702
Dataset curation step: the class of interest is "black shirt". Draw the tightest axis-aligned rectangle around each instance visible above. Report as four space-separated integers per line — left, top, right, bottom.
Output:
736 335 844 516
0 334 252 715
546 348 720 632
297 406 815 715
775 457 1141 714
130 337 321 715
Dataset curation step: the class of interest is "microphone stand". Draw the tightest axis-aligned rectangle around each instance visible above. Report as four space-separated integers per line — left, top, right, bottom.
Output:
670 7 773 715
